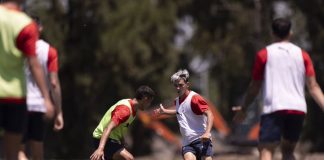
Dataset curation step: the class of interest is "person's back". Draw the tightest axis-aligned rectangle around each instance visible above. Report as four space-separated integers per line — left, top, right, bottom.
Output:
0 5 33 99
233 18 324 160
262 42 308 114
0 1 54 159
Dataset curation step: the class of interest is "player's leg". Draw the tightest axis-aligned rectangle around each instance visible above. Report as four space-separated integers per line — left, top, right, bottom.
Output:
281 113 305 160
202 157 212 160
183 152 196 160
258 112 281 160
189 138 213 160
4 132 23 160
18 144 29 160
18 111 32 160
25 112 45 160
93 138 124 160
259 143 277 160
113 148 134 160
2 103 27 160
200 139 213 160
29 140 43 160
281 139 297 160
182 142 197 160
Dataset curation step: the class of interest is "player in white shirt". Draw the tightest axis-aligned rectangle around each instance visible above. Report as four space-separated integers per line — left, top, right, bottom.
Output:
155 69 214 160
233 18 324 160
18 16 64 160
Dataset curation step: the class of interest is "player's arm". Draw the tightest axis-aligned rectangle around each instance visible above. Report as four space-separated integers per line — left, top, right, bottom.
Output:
90 106 130 160
240 80 262 112
98 121 118 150
48 47 62 114
306 76 324 111
233 49 266 123
156 104 176 115
17 22 54 119
202 109 214 141
50 72 62 112
239 49 266 112
160 104 177 115
191 95 214 141
303 51 324 111
232 80 262 123
46 47 64 130
90 120 118 160
51 72 63 131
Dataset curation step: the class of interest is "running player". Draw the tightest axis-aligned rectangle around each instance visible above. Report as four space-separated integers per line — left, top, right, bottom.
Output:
90 86 155 160
233 18 324 160
154 69 214 160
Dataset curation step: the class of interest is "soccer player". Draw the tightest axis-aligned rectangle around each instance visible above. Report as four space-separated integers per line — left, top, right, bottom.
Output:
154 69 214 160
0 0 54 159
233 18 324 160
18 16 64 160
90 85 155 160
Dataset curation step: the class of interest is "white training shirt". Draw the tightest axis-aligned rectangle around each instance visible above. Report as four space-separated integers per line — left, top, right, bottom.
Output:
176 91 207 145
25 39 50 112
252 42 315 114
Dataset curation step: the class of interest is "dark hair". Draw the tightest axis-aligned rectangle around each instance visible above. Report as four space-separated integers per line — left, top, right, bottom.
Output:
135 85 155 100
31 15 42 27
272 18 291 39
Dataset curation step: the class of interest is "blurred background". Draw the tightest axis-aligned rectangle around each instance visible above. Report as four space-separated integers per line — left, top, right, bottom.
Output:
1 0 324 159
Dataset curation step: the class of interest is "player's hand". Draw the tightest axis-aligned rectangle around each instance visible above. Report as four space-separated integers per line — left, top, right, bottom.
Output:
159 104 167 113
232 106 246 123
44 98 55 120
54 112 64 131
200 132 211 142
90 148 105 160
152 108 160 116
153 104 165 115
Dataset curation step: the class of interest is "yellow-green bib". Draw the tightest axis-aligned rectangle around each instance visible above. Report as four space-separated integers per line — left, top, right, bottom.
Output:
0 6 32 98
93 99 136 142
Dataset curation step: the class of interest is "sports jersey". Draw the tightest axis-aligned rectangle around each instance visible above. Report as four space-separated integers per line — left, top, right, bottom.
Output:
93 99 136 142
0 5 38 104
252 42 315 114
175 91 209 145
26 39 58 112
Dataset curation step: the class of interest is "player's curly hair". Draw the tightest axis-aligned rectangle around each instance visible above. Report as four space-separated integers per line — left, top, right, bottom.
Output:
171 69 190 83
135 85 155 100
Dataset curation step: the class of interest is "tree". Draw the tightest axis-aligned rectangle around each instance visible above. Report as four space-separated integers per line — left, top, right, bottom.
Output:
27 0 180 158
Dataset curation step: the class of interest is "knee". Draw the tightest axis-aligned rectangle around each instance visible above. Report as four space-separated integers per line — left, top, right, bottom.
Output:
259 142 278 150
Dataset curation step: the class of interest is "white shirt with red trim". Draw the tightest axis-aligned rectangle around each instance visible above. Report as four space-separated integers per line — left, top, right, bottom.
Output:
176 91 207 145
26 39 56 112
253 42 315 114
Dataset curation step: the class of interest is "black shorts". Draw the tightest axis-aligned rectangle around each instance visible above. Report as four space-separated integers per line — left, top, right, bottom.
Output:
182 138 213 160
93 138 124 160
259 111 305 144
0 102 27 133
23 112 45 142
